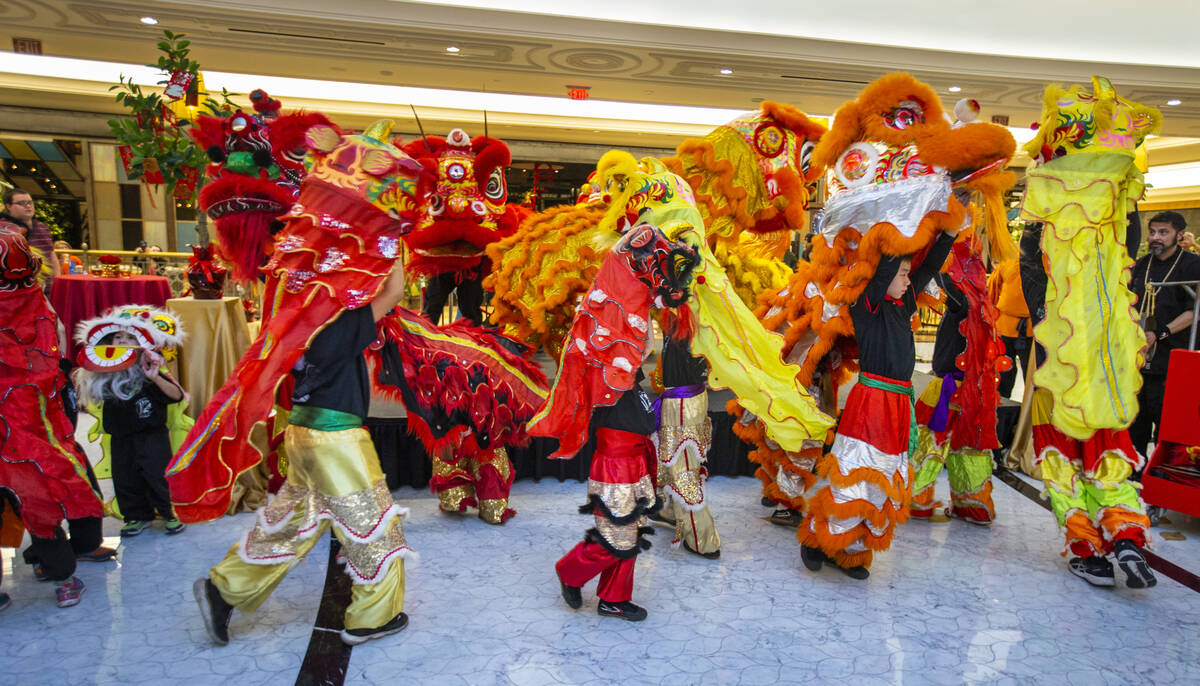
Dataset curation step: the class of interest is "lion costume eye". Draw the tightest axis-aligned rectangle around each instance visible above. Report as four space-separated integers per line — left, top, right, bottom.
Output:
799 141 816 174
485 167 507 202
883 100 924 130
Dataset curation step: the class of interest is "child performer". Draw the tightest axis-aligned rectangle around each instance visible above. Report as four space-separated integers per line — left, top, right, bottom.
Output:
800 226 958 579
530 222 698 622
74 306 188 537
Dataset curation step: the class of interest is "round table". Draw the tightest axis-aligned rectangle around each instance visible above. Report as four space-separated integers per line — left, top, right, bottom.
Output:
50 274 173 361
167 296 253 419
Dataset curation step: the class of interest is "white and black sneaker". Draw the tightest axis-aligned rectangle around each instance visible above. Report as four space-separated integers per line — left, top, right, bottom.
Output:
194 578 234 645
341 612 409 646
1068 556 1115 587
597 600 647 622
1114 540 1157 589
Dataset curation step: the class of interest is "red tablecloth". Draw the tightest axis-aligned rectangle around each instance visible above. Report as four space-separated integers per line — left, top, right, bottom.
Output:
50 274 173 361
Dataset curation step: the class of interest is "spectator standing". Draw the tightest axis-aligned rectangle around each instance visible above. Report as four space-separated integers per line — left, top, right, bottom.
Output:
1129 211 1200 455
1 189 60 289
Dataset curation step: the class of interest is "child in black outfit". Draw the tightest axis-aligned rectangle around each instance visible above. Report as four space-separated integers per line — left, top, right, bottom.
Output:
75 308 188 538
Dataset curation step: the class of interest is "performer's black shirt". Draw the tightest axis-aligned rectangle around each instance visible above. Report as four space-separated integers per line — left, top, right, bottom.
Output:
851 232 955 381
291 306 377 420
661 337 707 387
591 369 656 436
930 273 968 377
103 382 178 438
1130 248 1200 375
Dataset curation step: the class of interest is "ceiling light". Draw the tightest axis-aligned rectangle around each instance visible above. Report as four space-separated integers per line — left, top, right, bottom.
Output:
446 46 460 53
140 16 158 25
948 86 962 93
1167 99 1182 106
719 68 733 75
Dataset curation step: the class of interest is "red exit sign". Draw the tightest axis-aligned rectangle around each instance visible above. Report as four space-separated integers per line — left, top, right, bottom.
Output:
566 85 591 100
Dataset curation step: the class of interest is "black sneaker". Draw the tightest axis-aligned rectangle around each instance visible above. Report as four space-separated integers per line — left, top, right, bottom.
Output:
194 578 234 646
800 545 825 571
837 564 870 580
1113 540 1157 589
1068 555 1115 587
597 600 647 622
0 592 10 612
340 611 408 646
559 580 582 609
684 546 720 560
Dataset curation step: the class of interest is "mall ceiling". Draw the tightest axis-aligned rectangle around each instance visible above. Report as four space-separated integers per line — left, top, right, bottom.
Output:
2 0 1199 152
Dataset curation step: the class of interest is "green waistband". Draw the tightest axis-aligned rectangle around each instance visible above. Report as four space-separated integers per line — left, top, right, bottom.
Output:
857 374 914 398
857 374 918 457
288 406 363 431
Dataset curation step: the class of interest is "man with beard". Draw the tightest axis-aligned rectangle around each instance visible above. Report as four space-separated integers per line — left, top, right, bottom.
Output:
1129 211 1200 456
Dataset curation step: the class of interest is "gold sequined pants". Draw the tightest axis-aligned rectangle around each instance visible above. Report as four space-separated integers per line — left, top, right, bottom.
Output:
210 425 411 631
430 443 515 524
657 392 721 555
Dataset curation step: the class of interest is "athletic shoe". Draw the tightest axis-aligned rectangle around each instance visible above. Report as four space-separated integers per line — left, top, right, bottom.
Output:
0 592 10 612
120 520 148 537
597 600 647 622
559 580 582 609
340 612 409 646
837 564 870 580
194 578 234 646
76 546 118 562
56 577 85 608
33 566 49 582
951 506 994 526
164 518 186 535
1114 540 1157 589
767 509 804 528
1068 556 1116 587
684 545 720 560
800 545 826 571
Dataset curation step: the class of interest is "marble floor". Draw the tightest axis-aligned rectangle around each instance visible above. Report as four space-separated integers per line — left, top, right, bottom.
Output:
2 467 1199 685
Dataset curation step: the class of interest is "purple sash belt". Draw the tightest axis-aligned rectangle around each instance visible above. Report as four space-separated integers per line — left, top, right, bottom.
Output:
653 384 706 429
928 371 963 433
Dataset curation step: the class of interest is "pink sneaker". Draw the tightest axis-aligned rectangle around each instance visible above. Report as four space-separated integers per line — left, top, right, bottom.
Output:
56 576 85 608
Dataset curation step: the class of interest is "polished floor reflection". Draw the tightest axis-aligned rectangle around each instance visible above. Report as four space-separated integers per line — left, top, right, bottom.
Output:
2 467 1198 685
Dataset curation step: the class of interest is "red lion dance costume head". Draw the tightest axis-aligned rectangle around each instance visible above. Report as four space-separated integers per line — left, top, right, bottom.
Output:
400 129 527 280
167 120 426 522
191 90 334 283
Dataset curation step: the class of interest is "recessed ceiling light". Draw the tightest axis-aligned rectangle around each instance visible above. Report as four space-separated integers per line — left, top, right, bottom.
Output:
719 68 733 75
948 86 962 93
1167 98 1182 106
140 16 158 25
446 46 460 53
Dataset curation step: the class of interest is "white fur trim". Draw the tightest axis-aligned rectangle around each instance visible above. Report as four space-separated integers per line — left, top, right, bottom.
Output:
346 546 420 585
659 439 707 469
663 483 709 512
612 357 634 372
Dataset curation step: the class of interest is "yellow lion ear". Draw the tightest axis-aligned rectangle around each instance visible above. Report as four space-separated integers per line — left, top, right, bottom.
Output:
306 125 341 152
360 149 395 175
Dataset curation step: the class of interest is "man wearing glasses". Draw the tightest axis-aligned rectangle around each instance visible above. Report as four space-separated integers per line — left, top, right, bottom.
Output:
1 189 61 288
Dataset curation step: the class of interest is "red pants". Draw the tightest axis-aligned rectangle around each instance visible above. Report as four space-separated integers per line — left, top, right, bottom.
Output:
555 540 635 603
